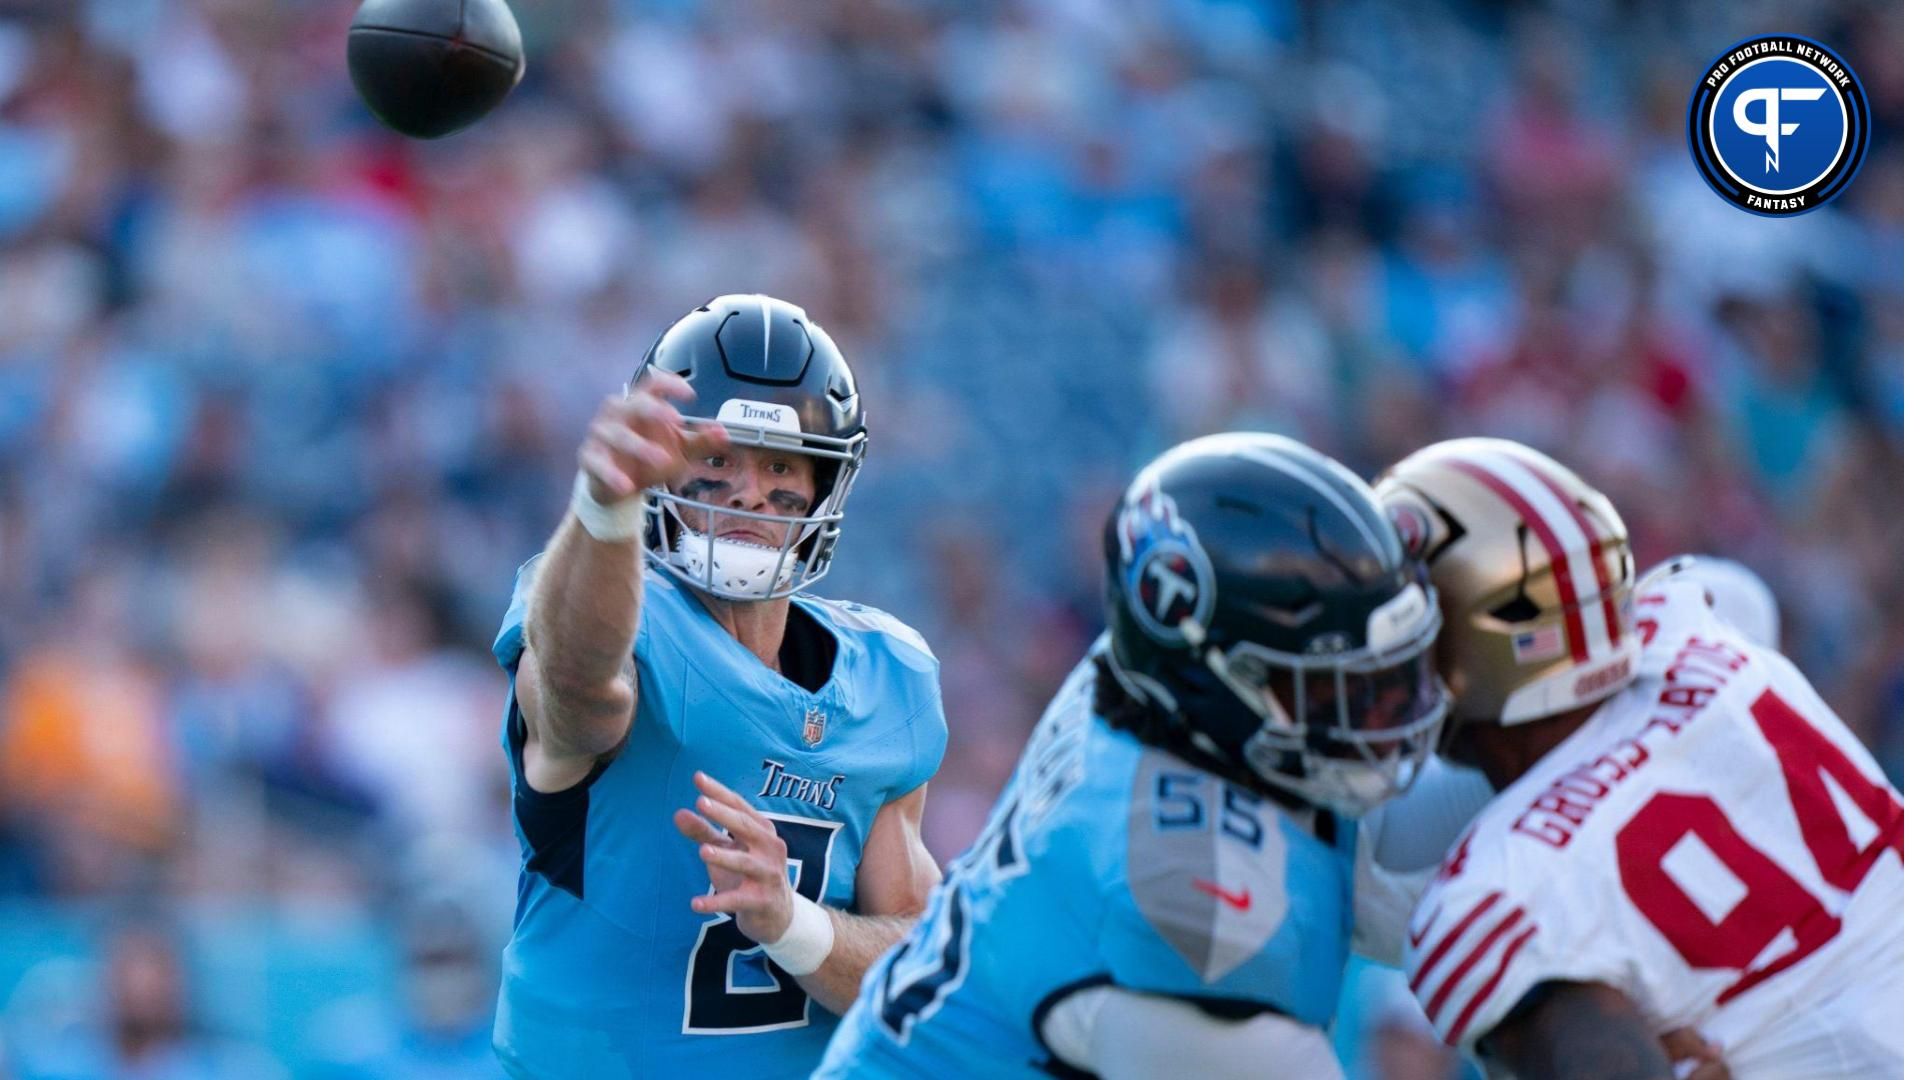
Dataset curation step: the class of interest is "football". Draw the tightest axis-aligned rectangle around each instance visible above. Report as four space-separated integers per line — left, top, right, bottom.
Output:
347 0 526 139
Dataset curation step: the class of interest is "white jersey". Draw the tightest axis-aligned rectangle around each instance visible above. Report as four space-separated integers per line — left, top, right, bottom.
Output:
1405 577 1903 1078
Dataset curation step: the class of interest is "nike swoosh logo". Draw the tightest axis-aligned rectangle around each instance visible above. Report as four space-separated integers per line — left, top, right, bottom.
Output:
1191 878 1252 911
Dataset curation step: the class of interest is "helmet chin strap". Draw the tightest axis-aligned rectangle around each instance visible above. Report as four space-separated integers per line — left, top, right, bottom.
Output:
672 528 800 600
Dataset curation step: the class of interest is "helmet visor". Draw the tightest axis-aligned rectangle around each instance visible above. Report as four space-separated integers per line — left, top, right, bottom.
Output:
1213 586 1452 815
1286 648 1448 748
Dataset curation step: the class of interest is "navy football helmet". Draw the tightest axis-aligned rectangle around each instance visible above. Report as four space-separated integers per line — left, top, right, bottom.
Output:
1102 433 1450 816
630 295 865 600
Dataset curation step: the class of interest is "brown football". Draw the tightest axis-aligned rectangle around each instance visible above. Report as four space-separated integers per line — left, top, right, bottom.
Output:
347 0 526 139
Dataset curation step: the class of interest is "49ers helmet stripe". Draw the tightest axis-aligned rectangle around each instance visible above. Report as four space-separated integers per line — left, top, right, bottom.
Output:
1471 452 1616 658
1439 456 1592 663
1516 459 1623 648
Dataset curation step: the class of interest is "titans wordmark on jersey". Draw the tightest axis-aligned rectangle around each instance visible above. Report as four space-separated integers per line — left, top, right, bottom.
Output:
490 559 947 1080
816 650 1360 1078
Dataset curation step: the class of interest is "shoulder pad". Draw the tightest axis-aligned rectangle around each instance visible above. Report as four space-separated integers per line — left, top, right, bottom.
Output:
1121 749 1294 984
802 597 935 661
1404 819 1629 1049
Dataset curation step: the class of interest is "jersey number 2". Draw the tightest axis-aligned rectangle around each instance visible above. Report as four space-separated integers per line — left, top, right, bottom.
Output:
683 815 839 1033
1615 691 1902 1004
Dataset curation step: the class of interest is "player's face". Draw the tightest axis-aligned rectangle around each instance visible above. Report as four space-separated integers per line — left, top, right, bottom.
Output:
674 446 819 545
1288 649 1442 760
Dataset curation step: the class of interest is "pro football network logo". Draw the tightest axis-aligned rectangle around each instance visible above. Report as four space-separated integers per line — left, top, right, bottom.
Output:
1688 35 1869 216
1116 484 1215 647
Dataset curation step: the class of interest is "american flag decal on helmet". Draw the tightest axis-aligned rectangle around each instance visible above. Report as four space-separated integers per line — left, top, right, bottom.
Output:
1512 625 1566 664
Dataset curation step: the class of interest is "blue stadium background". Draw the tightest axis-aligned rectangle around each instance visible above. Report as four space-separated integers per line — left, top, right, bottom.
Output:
0 0 1900 1076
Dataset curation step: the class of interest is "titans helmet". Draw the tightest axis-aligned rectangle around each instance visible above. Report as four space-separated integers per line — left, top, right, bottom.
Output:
1102 432 1450 817
631 295 865 600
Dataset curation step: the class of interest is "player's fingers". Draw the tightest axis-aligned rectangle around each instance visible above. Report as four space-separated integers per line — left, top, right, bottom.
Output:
590 418 672 476
695 771 761 816
1659 1028 1721 1063
698 844 776 880
693 770 740 802
697 792 779 846
673 808 729 846
613 395 691 447
680 421 731 459
579 443 637 500
636 369 695 402
690 890 755 916
695 796 776 845
1660 1028 1728 1080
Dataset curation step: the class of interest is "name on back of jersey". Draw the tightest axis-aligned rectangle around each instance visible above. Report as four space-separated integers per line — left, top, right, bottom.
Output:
1513 635 1751 850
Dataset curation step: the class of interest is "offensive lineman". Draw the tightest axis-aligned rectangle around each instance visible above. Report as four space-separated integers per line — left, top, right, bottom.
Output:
492 296 948 1078
1377 438 1902 1079
816 433 1455 1078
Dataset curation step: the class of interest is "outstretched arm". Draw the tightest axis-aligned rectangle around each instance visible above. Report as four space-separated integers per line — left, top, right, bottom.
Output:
674 774 941 1014
518 372 728 792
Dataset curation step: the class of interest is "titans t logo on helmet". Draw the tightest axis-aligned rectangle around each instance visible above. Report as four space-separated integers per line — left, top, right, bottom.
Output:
1117 485 1215 647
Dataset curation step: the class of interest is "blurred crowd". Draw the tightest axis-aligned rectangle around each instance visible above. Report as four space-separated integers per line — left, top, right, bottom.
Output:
0 0 1901 1075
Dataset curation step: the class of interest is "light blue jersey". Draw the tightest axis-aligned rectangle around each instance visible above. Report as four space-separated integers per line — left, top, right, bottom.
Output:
817 651 1358 1078
491 559 947 1079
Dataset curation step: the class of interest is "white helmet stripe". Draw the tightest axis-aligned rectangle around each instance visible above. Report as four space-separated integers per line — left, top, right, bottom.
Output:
1235 446 1390 563
1437 456 1592 663
1514 459 1622 646
1468 452 1610 660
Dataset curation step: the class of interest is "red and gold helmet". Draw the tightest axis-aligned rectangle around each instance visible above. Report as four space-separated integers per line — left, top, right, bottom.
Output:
1374 438 1637 728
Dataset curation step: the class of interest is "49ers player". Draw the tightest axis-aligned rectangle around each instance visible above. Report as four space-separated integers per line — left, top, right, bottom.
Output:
1375 438 1902 1080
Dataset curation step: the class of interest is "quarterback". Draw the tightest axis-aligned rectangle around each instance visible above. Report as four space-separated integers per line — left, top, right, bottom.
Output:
490 296 948 1077
1378 439 1902 1079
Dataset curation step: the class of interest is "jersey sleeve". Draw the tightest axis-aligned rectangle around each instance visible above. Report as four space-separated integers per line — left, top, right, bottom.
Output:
1402 835 1635 1052
493 556 540 671
1350 829 1431 968
1352 760 1496 966
492 556 660 674
813 599 947 799
898 675 948 797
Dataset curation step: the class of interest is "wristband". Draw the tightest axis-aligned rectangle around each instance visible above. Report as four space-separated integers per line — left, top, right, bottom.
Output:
570 470 645 542
762 894 835 976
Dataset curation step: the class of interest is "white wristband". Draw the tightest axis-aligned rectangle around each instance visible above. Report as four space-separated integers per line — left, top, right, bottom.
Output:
570 470 644 542
762 894 835 977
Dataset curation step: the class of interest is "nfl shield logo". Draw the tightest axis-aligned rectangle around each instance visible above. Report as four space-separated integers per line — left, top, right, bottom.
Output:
802 707 827 747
